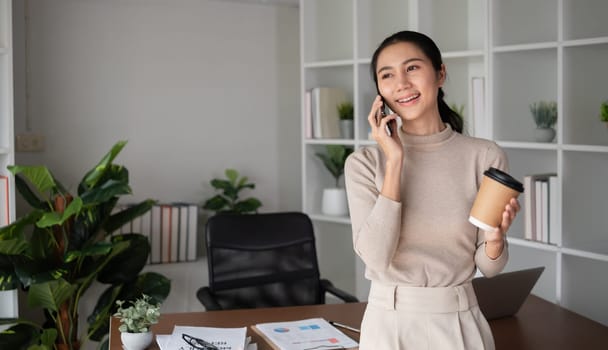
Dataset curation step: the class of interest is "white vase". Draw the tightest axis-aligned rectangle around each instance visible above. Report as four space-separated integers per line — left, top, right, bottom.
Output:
534 127 556 142
321 188 348 216
121 331 153 350
339 119 354 139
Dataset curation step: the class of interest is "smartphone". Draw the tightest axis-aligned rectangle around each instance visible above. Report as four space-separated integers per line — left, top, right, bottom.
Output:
380 97 394 136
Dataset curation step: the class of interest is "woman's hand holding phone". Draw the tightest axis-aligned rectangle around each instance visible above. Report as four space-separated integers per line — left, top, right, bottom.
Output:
368 95 402 161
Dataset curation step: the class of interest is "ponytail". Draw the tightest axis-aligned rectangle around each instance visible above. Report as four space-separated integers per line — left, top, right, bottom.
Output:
437 88 463 133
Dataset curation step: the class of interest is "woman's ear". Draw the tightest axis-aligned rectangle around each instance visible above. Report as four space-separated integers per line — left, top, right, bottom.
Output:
438 64 446 87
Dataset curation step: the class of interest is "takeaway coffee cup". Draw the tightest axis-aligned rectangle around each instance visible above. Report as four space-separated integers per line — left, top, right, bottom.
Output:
469 167 524 231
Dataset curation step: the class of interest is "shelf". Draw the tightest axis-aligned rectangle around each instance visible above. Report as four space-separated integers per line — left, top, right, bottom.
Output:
442 50 485 59
309 213 350 225
563 37 608 48
418 0 485 52
356 0 411 59
563 0 608 41
301 0 608 318
491 0 557 46
507 237 559 253
562 247 608 263
303 60 355 69
562 144 608 153
496 141 558 150
301 0 353 63
492 42 558 53
497 142 608 153
304 139 356 145
492 48 557 142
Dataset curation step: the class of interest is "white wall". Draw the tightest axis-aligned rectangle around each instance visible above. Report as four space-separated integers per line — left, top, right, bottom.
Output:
11 0 302 343
12 0 301 213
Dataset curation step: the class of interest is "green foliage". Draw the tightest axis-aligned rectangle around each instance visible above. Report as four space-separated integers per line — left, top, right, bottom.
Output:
113 294 160 333
315 145 354 187
449 103 465 118
337 102 354 120
202 169 262 214
600 100 608 122
0 141 171 350
530 101 557 128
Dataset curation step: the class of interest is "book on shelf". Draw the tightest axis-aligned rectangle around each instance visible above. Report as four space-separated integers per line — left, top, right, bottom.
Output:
548 176 560 246
187 203 199 261
252 318 358 350
523 173 557 244
111 203 199 264
0 175 8 226
160 205 172 264
0 175 9 227
471 77 485 137
150 205 162 264
140 210 152 264
310 87 348 139
178 204 189 262
304 90 312 139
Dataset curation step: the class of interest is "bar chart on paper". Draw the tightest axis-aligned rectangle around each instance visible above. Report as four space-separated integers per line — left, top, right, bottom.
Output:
253 318 358 350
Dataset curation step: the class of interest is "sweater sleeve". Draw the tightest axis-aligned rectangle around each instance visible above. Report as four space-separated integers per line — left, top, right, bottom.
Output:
475 142 510 277
344 149 402 273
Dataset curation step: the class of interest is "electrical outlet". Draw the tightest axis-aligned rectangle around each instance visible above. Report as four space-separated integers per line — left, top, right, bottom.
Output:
16 133 45 152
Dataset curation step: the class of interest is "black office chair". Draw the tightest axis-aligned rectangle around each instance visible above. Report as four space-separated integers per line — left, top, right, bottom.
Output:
196 212 359 310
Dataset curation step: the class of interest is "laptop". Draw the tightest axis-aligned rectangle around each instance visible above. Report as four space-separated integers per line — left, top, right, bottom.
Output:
472 266 545 320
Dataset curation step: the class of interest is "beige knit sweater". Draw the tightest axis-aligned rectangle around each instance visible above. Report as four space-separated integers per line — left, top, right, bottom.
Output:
344 124 509 287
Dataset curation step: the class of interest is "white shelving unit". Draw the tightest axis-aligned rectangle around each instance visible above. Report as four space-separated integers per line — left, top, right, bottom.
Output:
300 0 608 326
0 0 17 328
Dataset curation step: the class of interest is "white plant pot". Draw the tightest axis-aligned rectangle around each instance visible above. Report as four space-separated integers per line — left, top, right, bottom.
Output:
534 127 556 142
321 188 348 216
339 119 354 139
121 331 153 350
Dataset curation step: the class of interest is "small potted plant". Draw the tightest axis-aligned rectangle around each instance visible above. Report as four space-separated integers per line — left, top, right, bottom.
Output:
530 100 557 142
337 102 354 139
202 168 263 215
114 294 161 350
600 100 608 128
315 145 353 216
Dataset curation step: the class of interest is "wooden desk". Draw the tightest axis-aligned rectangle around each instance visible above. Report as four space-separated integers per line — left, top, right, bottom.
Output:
109 295 608 350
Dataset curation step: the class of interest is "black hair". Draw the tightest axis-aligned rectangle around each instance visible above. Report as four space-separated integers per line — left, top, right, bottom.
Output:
370 30 464 133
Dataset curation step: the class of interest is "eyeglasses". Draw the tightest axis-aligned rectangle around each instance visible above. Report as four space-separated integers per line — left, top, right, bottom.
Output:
182 333 220 350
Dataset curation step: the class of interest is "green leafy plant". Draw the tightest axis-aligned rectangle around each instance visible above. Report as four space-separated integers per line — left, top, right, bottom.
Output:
202 169 262 214
337 102 354 120
530 101 557 128
449 103 465 118
0 141 171 350
600 100 608 122
315 145 354 187
114 294 160 333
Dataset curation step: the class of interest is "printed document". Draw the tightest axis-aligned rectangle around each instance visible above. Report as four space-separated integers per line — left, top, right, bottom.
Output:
252 318 358 350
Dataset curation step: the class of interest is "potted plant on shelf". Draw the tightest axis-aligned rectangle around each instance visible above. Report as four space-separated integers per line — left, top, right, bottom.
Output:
202 168 262 215
114 294 161 350
530 100 557 142
600 100 608 128
337 102 354 139
315 145 353 216
0 141 171 350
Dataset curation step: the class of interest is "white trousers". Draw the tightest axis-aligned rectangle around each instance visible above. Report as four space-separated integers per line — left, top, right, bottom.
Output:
359 282 495 350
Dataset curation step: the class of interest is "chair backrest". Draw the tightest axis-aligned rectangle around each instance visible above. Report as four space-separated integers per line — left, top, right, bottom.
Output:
205 212 323 309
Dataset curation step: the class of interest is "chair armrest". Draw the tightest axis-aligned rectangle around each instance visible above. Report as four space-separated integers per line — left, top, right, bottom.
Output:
196 286 223 311
320 279 359 303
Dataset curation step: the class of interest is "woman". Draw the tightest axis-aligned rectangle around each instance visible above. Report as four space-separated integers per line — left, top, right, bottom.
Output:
344 30 520 349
